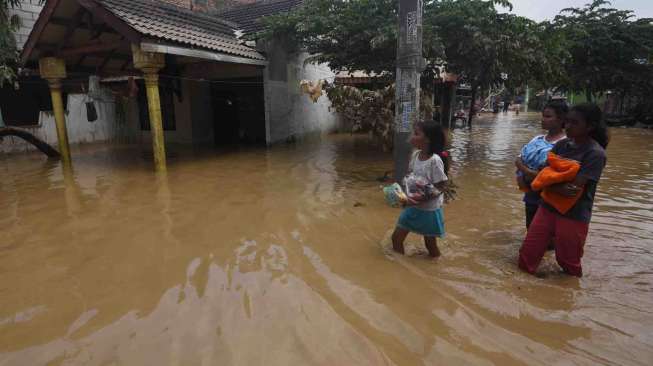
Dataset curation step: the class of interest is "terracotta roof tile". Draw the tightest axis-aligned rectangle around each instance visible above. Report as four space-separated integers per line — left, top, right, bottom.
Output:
98 0 265 60
217 0 303 36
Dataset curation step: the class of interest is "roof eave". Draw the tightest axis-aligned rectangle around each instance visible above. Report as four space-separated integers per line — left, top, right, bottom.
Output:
20 0 143 66
140 42 267 66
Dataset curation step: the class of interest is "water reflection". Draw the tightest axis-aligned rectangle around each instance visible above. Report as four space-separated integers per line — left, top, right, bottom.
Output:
1 115 652 365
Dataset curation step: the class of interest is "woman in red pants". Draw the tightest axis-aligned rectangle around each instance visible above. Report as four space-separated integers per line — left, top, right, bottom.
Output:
519 104 609 277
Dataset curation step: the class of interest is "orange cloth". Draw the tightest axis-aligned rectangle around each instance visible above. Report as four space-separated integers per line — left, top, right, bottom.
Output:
531 152 583 214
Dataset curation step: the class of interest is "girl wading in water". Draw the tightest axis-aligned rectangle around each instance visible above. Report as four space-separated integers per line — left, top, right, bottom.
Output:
516 101 568 229
392 121 450 258
519 103 609 277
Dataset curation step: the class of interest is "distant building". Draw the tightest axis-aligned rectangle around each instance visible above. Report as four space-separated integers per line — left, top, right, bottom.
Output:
2 0 338 161
7 0 44 50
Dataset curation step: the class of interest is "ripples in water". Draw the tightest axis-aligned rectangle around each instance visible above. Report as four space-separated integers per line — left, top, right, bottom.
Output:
1 114 652 365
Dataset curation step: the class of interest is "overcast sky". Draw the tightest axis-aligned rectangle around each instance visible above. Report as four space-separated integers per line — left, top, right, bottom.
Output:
499 0 653 21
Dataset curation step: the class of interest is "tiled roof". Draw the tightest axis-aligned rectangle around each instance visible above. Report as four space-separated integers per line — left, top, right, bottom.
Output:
98 0 265 60
218 0 303 36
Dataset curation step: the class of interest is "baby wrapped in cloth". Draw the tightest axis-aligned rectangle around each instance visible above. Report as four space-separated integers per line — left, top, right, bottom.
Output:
517 136 559 192
531 152 584 214
520 136 553 172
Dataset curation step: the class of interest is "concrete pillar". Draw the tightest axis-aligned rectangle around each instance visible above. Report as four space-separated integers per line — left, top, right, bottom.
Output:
132 45 167 172
39 57 71 165
394 0 424 182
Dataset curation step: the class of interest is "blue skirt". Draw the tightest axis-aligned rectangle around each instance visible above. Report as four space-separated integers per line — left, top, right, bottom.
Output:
397 207 445 237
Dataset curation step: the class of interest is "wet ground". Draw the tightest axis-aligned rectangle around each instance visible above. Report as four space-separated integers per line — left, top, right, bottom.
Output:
1 113 652 365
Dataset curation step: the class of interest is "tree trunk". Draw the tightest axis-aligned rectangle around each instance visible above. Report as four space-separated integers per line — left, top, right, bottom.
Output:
0 127 61 158
480 86 486 109
467 84 478 128
586 89 593 103
449 84 458 128
620 92 626 116
440 82 455 128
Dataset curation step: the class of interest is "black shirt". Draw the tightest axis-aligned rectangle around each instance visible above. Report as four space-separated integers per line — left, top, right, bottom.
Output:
541 138 607 222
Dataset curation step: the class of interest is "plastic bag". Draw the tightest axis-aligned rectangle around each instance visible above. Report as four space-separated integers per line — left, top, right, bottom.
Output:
403 173 438 201
86 101 97 122
383 183 407 207
82 81 98 122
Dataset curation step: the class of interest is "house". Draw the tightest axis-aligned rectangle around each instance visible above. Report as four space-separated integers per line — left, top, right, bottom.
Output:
1 0 338 171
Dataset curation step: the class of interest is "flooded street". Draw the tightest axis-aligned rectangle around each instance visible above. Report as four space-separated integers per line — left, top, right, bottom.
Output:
1 113 652 365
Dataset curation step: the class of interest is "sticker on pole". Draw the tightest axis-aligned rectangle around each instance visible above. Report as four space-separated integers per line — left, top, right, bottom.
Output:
399 102 413 132
407 11 418 44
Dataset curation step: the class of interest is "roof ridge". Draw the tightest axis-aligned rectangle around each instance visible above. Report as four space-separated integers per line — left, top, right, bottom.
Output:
95 0 266 60
215 0 303 35
102 0 241 29
216 0 303 16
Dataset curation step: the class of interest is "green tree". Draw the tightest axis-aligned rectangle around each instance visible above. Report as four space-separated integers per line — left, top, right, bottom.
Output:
517 19 569 107
427 0 575 125
260 0 401 75
0 0 23 86
553 0 653 102
262 0 554 127
425 0 535 125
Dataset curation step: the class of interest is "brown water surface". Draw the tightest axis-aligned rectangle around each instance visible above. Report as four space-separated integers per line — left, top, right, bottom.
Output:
1 113 652 365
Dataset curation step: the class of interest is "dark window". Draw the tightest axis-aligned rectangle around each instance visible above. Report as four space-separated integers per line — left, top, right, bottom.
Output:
137 79 176 131
0 79 63 127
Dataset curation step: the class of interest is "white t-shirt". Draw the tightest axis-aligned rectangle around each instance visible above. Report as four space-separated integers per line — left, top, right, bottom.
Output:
408 150 448 210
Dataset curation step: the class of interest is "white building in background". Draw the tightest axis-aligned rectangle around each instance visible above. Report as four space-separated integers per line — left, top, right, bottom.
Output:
1 0 338 156
8 0 42 50
2 0 126 154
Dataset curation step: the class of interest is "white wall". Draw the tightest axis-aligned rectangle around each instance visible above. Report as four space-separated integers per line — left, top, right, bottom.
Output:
263 48 339 145
2 2 144 154
1 91 139 155
8 0 43 50
288 54 339 138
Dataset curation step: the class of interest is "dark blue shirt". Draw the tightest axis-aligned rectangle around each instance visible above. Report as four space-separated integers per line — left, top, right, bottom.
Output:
541 138 607 222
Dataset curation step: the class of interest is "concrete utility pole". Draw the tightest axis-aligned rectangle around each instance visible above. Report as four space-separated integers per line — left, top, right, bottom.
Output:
394 0 424 182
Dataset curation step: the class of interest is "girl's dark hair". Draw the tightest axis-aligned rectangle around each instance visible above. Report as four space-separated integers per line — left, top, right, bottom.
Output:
543 100 569 120
570 103 610 148
416 120 450 175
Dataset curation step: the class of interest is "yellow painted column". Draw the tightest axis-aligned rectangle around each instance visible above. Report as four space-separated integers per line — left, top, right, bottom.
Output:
132 45 167 172
39 57 71 165
143 72 166 170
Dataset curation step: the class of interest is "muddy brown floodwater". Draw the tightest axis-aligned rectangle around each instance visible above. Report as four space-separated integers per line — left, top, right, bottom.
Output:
1 113 652 365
